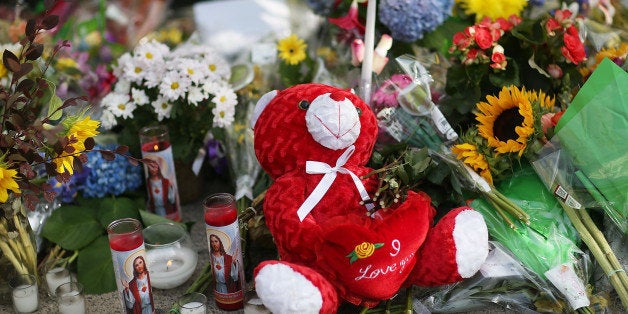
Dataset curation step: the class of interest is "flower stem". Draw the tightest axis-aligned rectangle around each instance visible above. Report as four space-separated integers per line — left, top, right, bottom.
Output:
14 213 37 275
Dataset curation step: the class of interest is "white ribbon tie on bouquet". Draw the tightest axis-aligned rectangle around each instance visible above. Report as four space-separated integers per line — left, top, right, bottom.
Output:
297 145 375 221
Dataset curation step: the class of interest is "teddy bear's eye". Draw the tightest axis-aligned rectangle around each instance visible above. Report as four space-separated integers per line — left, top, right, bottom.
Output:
356 107 362 116
298 100 310 110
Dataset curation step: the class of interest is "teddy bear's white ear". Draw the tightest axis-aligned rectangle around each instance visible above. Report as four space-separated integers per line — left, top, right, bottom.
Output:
251 90 278 129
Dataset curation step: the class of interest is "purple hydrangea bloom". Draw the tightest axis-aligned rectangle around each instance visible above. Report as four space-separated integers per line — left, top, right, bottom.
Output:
379 0 454 42
81 144 143 198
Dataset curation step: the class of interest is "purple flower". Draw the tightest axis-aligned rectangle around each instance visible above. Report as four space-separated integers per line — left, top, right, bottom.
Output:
379 0 453 42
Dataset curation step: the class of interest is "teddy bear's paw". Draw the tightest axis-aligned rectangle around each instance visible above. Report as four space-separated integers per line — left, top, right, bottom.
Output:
254 260 339 314
408 207 489 286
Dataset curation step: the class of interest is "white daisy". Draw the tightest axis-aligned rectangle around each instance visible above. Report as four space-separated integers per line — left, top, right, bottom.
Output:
131 87 149 106
99 109 118 130
113 78 131 94
159 70 190 101
121 56 149 84
112 52 132 78
134 39 169 63
151 96 173 121
212 101 235 128
187 85 208 106
203 54 230 81
211 85 238 108
178 58 206 85
101 92 135 119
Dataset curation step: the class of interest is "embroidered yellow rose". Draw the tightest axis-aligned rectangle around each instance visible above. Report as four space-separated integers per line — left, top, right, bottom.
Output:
346 242 384 264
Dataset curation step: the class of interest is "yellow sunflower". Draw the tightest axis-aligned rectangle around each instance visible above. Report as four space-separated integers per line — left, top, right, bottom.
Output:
475 86 534 156
277 34 307 65
0 165 20 202
452 143 493 185
54 116 100 175
455 0 527 21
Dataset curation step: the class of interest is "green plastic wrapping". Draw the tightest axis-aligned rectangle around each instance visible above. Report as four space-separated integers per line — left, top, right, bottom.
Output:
553 58 628 234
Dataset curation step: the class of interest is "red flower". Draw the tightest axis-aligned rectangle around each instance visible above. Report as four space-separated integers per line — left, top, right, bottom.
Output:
551 110 565 126
561 25 586 64
452 32 472 50
474 26 494 50
328 0 365 35
545 18 562 36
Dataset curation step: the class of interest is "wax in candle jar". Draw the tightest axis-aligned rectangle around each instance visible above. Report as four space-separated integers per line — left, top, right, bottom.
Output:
180 302 206 314
141 141 171 152
146 247 198 289
109 232 144 251
58 291 85 314
12 284 38 313
204 204 237 227
45 267 71 297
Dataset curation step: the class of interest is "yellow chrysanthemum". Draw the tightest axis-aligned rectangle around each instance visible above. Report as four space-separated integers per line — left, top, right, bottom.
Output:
452 143 493 185
476 86 534 156
456 0 527 21
593 43 628 70
277 34 307 65
56 57 79 71
0 166 20 203
54 116 101 175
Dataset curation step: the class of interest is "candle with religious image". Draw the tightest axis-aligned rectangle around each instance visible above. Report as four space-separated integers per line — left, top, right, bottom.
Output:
139 125 181 221
107 218 155 314
203 193 245 310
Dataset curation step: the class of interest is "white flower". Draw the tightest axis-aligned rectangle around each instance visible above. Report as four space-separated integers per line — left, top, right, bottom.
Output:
187 85 208 106
212 101 235 128
131 87 149 105
121 56 149 84
134 39 170 63
211 86 238 108
151 96 173 121
113 78 131 94
112 52 132 78
203 53 231 81
100 109 118 130
101 92 135 119
178 58 206 85
159 70 190 101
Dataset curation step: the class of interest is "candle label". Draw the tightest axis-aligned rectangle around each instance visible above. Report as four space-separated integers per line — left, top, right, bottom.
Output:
141 145 181 221
206 220 245 306
111 245 156 314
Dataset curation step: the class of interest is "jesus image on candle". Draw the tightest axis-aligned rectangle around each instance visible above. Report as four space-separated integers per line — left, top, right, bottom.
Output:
146 159 177 217
121 256 155 314
209 234 242 293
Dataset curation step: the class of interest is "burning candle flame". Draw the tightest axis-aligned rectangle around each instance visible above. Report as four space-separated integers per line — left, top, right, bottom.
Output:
153 144 159 151
166 259 173 271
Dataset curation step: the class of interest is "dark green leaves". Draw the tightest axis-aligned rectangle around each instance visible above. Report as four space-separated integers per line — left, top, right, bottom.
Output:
41 205 101 250
77 236 116 294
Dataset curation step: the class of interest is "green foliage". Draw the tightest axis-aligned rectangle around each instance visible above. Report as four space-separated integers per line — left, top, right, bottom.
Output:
41 196 185 294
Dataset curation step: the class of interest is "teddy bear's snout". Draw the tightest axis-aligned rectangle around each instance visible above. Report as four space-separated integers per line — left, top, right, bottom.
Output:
305 93 362 150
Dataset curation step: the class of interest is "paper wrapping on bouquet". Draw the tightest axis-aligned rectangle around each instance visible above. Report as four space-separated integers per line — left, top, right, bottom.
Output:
470 166 592 310
553 58 628 234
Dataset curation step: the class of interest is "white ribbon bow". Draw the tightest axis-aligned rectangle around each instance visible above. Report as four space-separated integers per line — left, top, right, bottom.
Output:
296 145 375 221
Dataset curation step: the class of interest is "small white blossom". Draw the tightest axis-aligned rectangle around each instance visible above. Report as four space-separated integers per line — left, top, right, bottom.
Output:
212 101 235 128
134 39 170 63
187 85 208 106
178 58 206 85
212 86 238 108
113 78 131 94
151 96 173 121
101 92 135 119
131 88 149 105
100 109 118 130
159 71 190 101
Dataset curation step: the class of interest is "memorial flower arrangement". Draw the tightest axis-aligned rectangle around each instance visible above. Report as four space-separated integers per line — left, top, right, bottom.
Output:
99 38 236 163
0 14 116 279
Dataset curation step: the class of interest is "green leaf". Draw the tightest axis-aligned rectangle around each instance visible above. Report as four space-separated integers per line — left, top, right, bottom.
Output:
97 197 142 228
47 94 63 121
41 205 103 250
139 209 187 230
488 60 520 88
229 63 254 91
78 236 117 294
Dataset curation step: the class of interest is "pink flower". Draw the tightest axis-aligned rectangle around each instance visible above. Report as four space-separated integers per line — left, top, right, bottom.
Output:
328 0 365 35
372 74 413 110
545 18 562 36
490 45 507 70
474 26 494 50
546 64 563 78
351 39 364 66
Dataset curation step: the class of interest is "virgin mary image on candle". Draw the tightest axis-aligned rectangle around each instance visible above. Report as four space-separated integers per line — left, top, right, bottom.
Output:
145 158 178 217
209 233 242 293
122 255 155 314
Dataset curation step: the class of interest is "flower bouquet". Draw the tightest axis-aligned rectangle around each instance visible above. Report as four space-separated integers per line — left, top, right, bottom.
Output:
100 36 236 164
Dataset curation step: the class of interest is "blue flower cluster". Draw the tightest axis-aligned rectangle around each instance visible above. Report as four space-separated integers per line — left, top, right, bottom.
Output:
379 0 454 42
81 144 143 198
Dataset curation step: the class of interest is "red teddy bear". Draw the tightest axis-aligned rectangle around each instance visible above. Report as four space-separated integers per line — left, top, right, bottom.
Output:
251 84 488 313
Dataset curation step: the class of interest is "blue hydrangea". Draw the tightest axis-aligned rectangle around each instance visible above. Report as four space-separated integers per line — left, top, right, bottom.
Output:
529 0 546 6
81 144 143 198
304 0 336 16
379 0 454 42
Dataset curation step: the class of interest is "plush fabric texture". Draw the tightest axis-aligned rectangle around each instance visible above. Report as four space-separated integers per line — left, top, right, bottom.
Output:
252 84 488 312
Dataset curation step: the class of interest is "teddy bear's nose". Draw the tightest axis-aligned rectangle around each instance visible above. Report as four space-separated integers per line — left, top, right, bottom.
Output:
305 92 361 150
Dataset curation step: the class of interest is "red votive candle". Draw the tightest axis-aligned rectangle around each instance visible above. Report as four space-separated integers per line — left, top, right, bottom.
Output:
107 218 155 314
204 193 244 310
139 125 181 221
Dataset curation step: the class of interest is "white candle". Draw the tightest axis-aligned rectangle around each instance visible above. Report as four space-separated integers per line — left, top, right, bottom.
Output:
360 0 377 104
146 246 198 289
58 291 86 314
12 283 38 313
45 267 72 296
180 301 206 314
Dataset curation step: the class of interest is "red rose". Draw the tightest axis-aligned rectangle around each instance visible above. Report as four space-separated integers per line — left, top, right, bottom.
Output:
474 26 493 50
545 18 561 36
561 25 586 64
